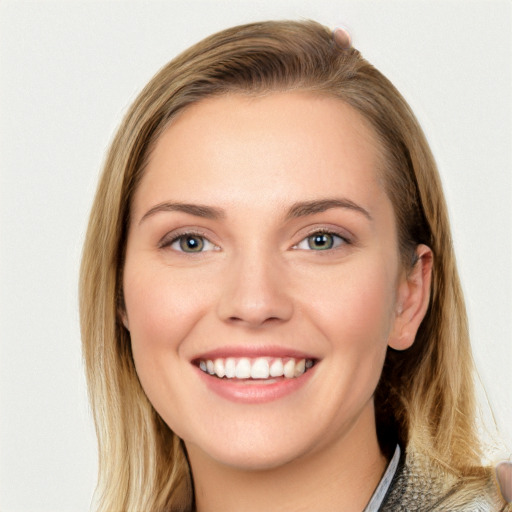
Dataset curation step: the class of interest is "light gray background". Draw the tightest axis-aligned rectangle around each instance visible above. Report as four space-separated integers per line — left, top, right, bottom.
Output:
1 1 510 511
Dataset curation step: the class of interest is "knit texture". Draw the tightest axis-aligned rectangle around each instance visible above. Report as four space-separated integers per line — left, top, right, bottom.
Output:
380 449 510 511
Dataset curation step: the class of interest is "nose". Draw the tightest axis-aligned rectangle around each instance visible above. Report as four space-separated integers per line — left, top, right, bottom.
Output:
216 251 294 328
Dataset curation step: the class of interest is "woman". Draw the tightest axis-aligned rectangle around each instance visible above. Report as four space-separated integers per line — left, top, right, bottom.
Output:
79 20 510 511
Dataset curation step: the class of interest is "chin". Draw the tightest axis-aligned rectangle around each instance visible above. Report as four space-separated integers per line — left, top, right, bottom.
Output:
183 419 323 474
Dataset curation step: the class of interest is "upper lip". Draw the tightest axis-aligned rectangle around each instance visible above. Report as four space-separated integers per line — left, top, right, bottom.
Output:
191 345 318 362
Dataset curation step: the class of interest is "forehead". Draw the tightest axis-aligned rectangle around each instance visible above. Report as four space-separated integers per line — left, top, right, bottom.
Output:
133 92 386 218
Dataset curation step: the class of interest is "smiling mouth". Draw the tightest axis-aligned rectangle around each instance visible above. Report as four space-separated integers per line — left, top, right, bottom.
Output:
196 357 316 380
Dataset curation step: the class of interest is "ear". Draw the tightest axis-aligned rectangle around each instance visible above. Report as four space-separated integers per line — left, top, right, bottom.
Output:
120 310 130 331
117 287 130 331
388 244 433 351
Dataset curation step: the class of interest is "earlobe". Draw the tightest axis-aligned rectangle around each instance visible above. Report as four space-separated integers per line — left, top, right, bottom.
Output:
119 309 130 331
388 244 433 351
117 288 130 331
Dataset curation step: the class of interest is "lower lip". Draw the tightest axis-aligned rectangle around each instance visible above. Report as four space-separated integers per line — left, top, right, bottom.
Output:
195 365 316 404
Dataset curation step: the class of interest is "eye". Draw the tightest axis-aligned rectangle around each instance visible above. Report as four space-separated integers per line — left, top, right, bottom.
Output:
294 231 347 251
167 234 217 253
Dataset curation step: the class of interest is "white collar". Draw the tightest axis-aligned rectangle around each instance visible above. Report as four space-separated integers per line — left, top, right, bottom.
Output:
363 444 401 512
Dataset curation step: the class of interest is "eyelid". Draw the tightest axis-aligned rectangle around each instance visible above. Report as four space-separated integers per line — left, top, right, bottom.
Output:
157 225 352 252
158 229 219 252
292 227 352 251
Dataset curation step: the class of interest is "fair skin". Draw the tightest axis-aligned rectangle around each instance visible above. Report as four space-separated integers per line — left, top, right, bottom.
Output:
122 92 432 511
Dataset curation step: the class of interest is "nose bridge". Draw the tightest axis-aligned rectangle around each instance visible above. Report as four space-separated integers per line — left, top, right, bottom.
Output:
216 241 293 326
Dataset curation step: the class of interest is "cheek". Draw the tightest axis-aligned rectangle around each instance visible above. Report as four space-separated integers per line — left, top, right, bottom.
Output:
299 258 398 347
295 256 398 406
279 257 399 433
126 260 209 321
122 265 214 429
123 265 213 365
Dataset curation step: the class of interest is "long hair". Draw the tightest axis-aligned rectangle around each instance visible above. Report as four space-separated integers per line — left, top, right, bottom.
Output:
80 20 484 512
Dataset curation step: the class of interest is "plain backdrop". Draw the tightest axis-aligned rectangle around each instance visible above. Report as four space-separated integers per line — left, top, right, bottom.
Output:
0 1 511 511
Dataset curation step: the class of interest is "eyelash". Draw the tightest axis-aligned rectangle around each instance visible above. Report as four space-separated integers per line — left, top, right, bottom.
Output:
160 228 351 254
293 229 350 251
159 230 217 253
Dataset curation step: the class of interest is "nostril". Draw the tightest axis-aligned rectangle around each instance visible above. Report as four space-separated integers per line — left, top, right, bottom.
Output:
216 275 294 326
228 315 281 325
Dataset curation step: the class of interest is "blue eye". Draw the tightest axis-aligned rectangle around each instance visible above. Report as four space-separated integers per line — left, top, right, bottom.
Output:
295 231 346 251
169 234 217 253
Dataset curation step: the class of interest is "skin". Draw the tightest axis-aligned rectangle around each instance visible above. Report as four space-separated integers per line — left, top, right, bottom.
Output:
122 92 432 511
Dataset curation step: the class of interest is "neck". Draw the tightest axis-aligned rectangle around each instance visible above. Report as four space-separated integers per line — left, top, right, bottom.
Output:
186 405 387 512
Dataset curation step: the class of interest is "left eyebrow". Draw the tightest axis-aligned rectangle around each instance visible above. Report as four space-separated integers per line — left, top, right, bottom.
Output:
285 198 372 221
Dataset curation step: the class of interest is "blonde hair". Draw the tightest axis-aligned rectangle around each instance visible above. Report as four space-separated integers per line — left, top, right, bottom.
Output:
80 20 485 512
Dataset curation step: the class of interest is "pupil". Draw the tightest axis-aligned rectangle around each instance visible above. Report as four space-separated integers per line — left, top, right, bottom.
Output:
309 233 333 250
181 236 203 252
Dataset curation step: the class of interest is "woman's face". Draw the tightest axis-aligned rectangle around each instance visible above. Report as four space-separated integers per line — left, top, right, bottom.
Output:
123 92 410 471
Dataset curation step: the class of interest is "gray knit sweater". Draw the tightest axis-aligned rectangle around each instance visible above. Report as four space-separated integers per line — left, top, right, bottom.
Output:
378 448 510 511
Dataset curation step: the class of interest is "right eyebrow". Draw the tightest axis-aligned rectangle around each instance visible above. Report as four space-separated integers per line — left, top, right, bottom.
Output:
139 202 226 225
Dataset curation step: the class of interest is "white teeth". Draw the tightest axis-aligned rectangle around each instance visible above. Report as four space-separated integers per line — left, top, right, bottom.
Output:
251 358 270 379
283 359 295 378
198 357 314 379
235 358 251 379
225 357 236 378
269 359 284 377
294 359 306 377
214 359 225 378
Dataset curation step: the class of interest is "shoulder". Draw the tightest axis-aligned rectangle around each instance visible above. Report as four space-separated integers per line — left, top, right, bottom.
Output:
380 447 510 511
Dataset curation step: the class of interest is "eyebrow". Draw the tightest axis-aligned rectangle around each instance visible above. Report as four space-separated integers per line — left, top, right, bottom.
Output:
139 202 226 224
285 198 372 221
139 197 372 224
